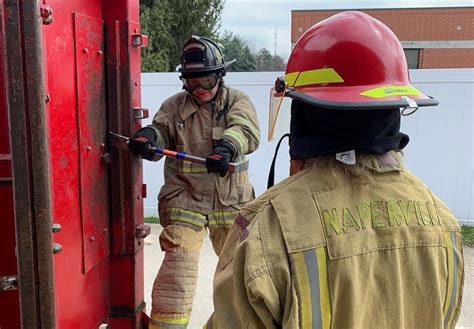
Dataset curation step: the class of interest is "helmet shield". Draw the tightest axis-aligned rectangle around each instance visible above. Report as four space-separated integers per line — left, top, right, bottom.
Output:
268 86 291 141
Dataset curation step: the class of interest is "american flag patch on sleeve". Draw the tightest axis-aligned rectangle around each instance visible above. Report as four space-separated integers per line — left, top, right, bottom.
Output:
234 213 250 242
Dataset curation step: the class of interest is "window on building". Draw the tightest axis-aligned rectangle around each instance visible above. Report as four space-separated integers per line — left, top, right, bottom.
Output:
404 49 420 69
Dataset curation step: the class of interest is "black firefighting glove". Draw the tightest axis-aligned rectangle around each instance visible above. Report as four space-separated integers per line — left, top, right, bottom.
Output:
128 127 157 161
206 140 236 177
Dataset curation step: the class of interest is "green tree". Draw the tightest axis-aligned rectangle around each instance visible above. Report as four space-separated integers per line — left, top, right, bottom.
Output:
140 0 225 72
255 48 286 71
219 31 256 72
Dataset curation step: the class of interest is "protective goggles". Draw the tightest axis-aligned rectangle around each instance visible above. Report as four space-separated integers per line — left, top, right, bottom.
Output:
180 73 219 91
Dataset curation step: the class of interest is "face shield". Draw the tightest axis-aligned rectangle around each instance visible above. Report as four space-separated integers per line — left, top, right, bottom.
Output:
268 77 292 141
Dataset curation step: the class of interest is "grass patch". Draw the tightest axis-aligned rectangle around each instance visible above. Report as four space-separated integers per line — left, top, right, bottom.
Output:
462 225 474 247
144 216 160 224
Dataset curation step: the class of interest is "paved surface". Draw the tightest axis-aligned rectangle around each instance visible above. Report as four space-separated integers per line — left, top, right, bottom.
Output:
144 224 474 329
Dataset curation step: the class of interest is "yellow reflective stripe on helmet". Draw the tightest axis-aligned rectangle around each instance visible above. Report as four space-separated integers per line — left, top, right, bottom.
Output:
285 68 343 87
443 231 463 329
292 247 331 329
360 85 421 99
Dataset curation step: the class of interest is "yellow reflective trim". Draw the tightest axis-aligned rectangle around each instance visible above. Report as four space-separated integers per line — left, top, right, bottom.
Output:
293 252 312 328
208 210 239 225
150 313 190 329
360 85 421 99
208 219 235 226
227 116 260 141
443 231 463 329
155 317 189 324
209 210 240 216
166 160 208 173
443 232 454 317
165 208 207 227
285 68 343 87
168 207 206 219
169 216 206 227
222 130 248 153
285 72 301 86
316 247 331 329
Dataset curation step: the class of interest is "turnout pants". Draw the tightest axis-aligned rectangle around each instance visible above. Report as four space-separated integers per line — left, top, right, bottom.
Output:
149 223 229 329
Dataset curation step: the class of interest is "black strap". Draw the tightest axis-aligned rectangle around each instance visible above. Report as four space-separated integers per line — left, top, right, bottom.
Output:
216 86 230 122
267 133 290 189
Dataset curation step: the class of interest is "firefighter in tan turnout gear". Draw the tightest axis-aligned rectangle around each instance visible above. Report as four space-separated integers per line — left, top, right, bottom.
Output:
128 36 260 328
206 12 464 329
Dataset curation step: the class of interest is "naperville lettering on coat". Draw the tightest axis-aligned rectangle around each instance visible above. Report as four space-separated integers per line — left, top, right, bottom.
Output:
322 200 442 236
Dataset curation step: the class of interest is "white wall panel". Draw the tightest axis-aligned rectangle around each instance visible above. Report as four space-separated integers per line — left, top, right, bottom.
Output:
141 69 474 224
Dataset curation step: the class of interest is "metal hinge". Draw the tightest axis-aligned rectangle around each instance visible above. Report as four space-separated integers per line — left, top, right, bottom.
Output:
40 5 53 25
1 275 18 291
132 34 148 47
136 224 151 239
134 107 149 120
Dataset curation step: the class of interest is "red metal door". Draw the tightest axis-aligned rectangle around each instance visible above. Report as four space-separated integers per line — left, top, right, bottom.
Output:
43 3 110 326
0 0 147 328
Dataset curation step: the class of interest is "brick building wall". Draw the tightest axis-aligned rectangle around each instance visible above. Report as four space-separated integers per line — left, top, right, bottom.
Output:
291 7 474 68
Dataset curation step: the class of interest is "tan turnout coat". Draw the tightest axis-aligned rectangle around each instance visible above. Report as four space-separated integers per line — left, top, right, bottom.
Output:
147 85 260 228
208 152 464 329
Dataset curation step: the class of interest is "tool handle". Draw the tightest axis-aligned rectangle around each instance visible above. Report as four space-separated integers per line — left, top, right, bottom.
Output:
151 147 237 173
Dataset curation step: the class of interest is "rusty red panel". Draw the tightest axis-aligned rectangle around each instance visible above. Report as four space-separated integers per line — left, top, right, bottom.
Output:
74 12 110 273
0 3 20 326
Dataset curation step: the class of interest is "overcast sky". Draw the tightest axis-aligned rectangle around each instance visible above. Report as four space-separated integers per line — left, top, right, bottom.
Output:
221 0 473 59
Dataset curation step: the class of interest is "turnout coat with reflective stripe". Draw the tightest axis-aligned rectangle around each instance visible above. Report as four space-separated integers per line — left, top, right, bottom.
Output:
208 152 464 328
147 86 260 227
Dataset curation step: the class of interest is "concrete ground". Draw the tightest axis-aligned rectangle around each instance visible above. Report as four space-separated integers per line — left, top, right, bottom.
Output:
144 224 474 329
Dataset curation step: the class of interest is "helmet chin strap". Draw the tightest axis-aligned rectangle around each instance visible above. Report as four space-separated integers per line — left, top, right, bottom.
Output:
267 133 290 189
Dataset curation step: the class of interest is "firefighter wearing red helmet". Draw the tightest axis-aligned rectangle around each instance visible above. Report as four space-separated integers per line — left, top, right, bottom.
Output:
128 35 260 328
206 11 464 329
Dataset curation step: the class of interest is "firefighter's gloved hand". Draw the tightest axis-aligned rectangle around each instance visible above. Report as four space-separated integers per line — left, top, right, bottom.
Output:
128 127 156 161
206 141 236 177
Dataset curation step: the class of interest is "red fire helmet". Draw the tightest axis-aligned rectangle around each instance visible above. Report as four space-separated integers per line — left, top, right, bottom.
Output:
281 11 438 110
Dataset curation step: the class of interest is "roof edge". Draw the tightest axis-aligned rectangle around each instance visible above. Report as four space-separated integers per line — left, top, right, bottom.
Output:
291 6 474 12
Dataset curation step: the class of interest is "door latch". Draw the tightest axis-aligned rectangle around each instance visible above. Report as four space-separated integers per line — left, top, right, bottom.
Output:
1 275 18 291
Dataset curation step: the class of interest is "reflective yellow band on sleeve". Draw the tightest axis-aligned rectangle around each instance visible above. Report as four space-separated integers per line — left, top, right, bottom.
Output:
316 247 331 329
222 130 248 153
360 85 421 99
291 247 331 329
227 116 260 141
286 68 344 87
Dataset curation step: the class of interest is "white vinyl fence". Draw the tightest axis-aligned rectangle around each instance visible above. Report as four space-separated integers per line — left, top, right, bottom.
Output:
141 69 474 224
